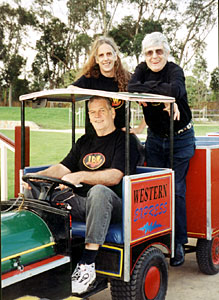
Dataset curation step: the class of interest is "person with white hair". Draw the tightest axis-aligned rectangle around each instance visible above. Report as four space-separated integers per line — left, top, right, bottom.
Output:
128 31 195 267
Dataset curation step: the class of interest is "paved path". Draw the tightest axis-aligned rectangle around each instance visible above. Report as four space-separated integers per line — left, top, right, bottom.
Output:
12 244 219 300
88 250 219 300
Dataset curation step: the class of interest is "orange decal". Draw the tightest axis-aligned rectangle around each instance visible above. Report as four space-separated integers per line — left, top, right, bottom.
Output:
111 98 124 109
83 153 105 170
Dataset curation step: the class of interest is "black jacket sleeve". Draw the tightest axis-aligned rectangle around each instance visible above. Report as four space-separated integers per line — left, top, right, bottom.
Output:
128 62 187 105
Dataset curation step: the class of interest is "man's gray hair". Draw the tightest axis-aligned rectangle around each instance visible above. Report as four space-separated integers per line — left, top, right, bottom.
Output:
88 96 112 110
142 32 170 54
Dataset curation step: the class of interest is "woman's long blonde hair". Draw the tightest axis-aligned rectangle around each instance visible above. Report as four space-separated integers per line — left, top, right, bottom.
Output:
75 36 130 92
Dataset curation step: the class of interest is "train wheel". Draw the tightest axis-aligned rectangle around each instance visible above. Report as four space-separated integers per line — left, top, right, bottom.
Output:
110 247 168 300
196 236 219 275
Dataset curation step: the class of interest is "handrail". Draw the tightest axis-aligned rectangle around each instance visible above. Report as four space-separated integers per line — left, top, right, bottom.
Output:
0 133 15 201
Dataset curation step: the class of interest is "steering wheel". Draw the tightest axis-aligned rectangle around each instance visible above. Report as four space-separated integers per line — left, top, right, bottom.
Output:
22 174 82 203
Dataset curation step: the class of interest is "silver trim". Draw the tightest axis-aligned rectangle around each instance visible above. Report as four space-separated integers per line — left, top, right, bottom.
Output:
171 170 175 257
2 256 70 288
206 149 212 240
123 175 131 282
195 136 219 150
19 169 24 194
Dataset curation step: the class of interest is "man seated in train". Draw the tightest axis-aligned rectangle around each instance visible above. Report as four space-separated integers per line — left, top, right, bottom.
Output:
24 96 139 295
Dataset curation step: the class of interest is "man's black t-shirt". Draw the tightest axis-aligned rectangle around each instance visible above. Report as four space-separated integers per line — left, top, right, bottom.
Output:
73 74 126 133
60 129 139 197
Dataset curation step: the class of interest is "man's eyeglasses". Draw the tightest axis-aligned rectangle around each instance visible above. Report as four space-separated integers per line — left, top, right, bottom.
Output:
145 49 164 57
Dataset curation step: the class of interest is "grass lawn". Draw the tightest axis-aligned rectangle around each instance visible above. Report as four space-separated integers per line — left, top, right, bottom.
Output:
193 123 219 136
0 106 84 129
0 129 75 199
1 106 219 199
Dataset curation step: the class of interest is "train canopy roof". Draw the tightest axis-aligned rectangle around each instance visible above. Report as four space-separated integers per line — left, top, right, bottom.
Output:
19 86 175 104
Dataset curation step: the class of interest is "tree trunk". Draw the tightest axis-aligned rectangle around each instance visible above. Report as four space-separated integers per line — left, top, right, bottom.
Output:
8 84 13 107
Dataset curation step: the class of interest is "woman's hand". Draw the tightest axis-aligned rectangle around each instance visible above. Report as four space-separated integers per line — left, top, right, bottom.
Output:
163 102 180 120
130 119 146 134
138 101 148 107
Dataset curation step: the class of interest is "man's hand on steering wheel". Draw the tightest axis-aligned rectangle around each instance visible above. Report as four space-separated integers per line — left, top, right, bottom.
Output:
60 172 83 190
22 174 82 202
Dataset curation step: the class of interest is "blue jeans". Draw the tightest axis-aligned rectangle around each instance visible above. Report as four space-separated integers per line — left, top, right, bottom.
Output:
145 127 195 244
24 183 122 245
67 185 122 245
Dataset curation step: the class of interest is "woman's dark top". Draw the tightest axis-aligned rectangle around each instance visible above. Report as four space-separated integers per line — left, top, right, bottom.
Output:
128 61 192 136
73 74 126 133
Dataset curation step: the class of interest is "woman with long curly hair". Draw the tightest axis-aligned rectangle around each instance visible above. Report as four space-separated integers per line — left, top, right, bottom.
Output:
69 35 131 134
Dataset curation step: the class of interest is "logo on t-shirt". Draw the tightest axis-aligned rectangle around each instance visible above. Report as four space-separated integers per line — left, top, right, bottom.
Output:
111 98 124 109
83 153 105 170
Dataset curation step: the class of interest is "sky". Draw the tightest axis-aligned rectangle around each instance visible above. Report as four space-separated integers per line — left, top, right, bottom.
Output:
204 25 218 73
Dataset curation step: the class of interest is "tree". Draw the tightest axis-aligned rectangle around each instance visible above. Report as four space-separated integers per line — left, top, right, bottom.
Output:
186 75 209 108
108 0 177 64
67 0 125 36
4 54 26 103
192 55 209 84
32 17 70 89
167 0 217 69
110 17 162 64
66 0 125 69
210 67 219 100
186 55 209 107
0 2 36 105
13 78 30 102
190 55 209 105
109 0 217 71
1 0 217 102
185 76 199 107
